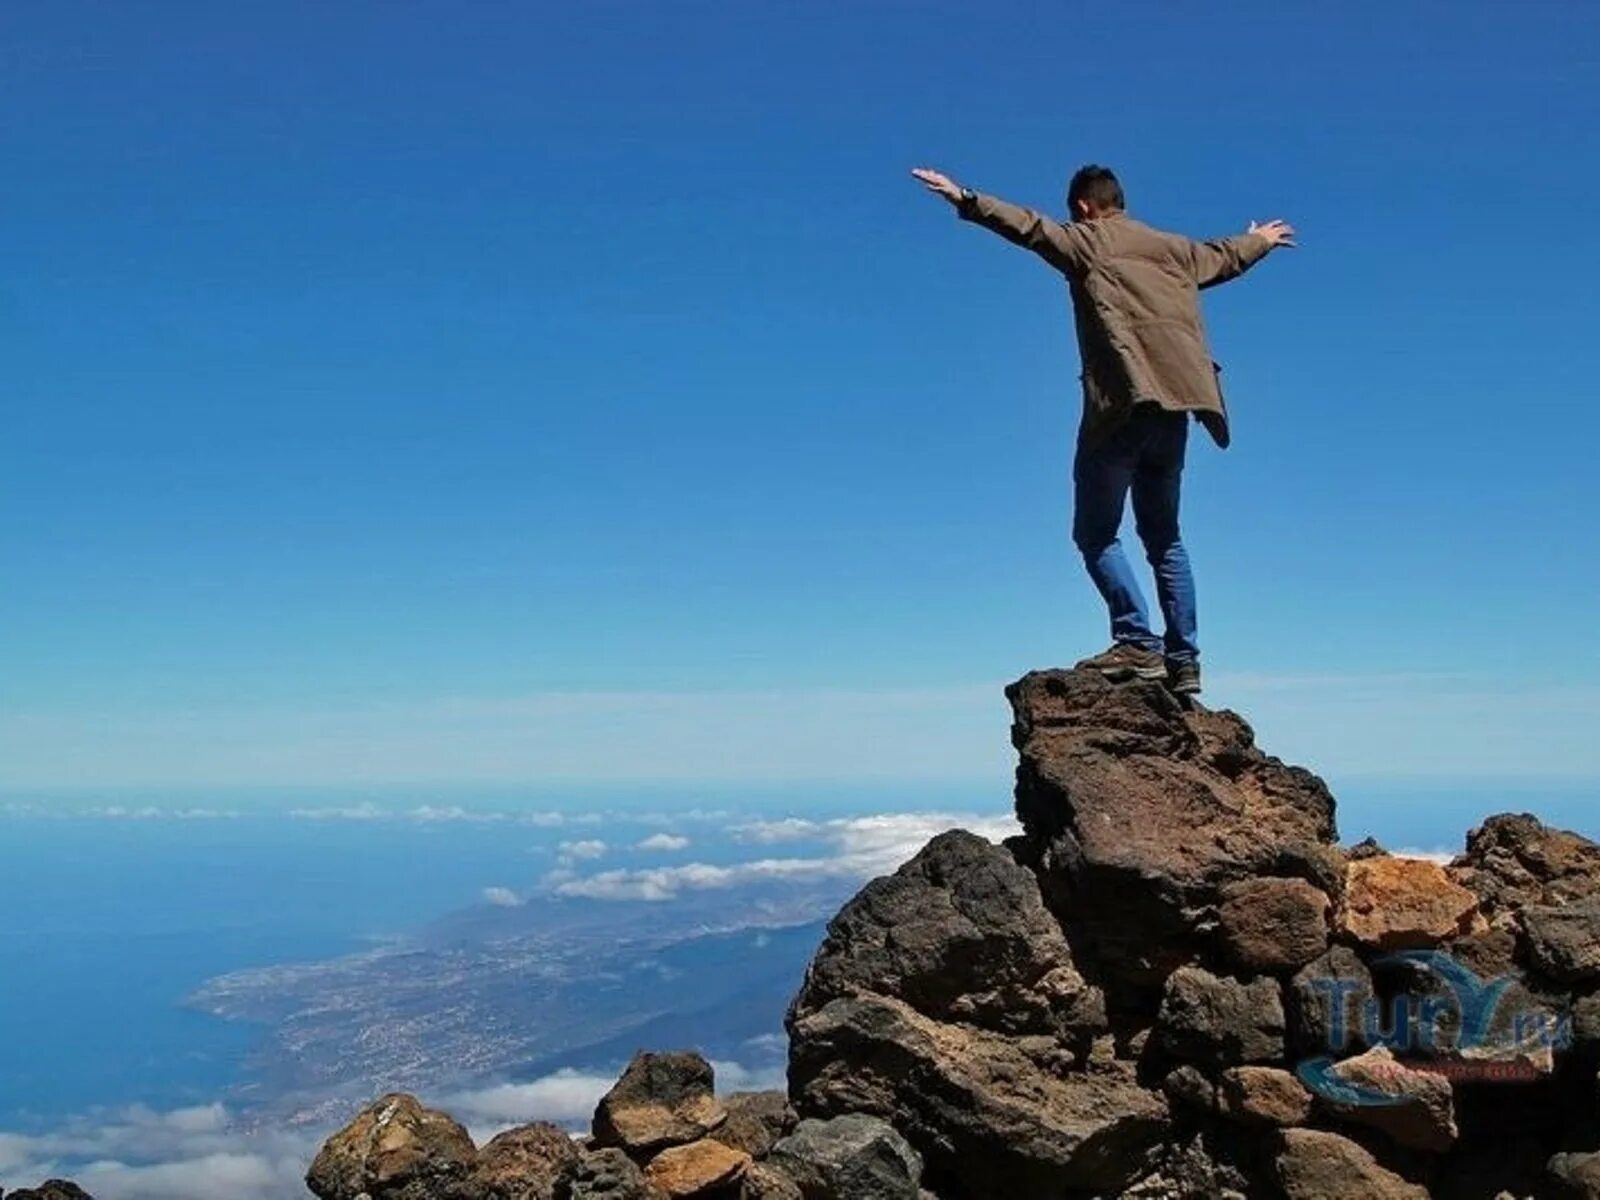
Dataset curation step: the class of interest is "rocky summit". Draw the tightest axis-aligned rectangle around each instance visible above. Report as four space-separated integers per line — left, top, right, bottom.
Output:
22 666 1600 1199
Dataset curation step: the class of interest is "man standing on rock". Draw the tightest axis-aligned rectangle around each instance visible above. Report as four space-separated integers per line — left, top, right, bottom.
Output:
911 164 1294 695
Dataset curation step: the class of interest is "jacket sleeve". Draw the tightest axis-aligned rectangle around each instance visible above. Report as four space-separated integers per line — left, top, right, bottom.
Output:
1189 231 1271 290
957 192 1091 277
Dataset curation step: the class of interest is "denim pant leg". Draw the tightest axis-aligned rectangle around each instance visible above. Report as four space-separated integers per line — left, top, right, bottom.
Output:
1072 418 1161 653
1131 412 1199 663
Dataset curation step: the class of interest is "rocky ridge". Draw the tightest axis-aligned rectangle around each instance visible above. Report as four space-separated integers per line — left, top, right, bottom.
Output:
14 667 1600 1199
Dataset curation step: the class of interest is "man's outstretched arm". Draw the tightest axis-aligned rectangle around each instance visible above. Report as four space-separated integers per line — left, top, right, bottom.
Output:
1191 220 1295 289
911 168 1090 276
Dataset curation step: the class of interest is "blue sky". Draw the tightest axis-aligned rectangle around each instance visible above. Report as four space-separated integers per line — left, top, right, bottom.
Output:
5 1 1599 791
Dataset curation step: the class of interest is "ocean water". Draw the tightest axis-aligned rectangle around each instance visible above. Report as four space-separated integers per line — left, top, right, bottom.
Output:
0 778 1594 1134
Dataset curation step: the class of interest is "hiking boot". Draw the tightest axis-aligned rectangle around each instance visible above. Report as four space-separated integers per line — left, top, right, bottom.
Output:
1075 643 1166 682
1167 659 1202 695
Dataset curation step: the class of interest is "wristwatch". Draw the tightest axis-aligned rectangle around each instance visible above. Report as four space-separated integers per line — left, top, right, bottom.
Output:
958 187 977 206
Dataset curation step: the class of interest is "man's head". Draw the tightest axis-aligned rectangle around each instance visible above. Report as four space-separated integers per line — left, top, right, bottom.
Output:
1067 164 1125 222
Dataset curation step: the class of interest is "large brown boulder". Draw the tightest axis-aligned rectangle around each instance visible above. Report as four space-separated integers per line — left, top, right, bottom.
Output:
1287 946 1374 1056
1336 856 1480 950
474 1122 581 1200
789 829 1104 1042
1274 1128 1427 1199
788 993 1166 1196
1216 877 1330 973
591 1051 727 1155
556 1147 651 1200
644 1138 751 1197
1154 966 1285 1068
711 1091 798 1160
306 1092 479 1200
739 1162 805 1200
1452 812 1600 915
1521 899 1600 984
1319 1045 1457 1152
1216 1066 1312 1127
1007 669 1337 990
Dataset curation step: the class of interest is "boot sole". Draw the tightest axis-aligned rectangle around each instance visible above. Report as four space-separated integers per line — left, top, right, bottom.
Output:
1092 664 1168 682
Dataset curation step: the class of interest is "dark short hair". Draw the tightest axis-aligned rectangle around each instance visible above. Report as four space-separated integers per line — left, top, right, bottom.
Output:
1067 164 1125 216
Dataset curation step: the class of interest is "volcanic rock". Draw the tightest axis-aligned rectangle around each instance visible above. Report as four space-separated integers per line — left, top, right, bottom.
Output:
712 1092 797 1160
791 829 1105 1041
1216 877 1330 972
1274 1128 1427 1199
1521 899 1600 984
788 993 1166 1195
1155 965 1285 1068
1453 812 1600 915
1288 945 1373 1055
767 1114 922 1200
556 1147 650 1199
1216 1065 1313 1127
1321 1045 1458 1152
306 1091 478 1200
591 1051 727 1155
644 1138 750 1197
1007 669 1337 992
474 1122 580 1200
1337 855 1481 950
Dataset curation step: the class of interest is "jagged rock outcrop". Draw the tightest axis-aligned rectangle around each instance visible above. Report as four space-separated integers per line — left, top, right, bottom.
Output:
784 670 1600 1196
307 667 1600 1200
1007 669 1339 995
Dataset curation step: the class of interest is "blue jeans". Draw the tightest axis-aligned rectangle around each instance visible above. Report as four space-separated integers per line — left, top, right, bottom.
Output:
1072 403 1198 663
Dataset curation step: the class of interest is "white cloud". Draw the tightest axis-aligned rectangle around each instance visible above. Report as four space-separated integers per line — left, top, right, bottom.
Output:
0 804 244 821
554 810 1019 901
636 832 690 852
707 1059 786 1094
288 802 388 820
732 816 817 844
481 886 522 908
441 1068 615 1131
0 1102 322 1200
557 839 608 865
1393 847 1457 864
279 805 603 826
440 1059 782 1143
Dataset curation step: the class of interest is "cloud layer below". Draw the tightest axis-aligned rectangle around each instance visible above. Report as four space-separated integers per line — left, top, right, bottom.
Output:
549 811 1020 901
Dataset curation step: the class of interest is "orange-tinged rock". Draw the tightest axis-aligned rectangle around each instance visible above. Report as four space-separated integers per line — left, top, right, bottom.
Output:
1336 856 1480 949
644 1138 751 1197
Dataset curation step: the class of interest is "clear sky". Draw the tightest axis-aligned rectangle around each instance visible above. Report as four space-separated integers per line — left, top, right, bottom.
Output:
5 1 1599 791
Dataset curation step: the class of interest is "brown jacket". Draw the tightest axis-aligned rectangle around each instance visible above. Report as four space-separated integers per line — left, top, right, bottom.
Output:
958 192 1271 449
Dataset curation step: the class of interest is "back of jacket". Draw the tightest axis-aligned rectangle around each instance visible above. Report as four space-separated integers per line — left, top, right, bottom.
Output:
958 195 1269 448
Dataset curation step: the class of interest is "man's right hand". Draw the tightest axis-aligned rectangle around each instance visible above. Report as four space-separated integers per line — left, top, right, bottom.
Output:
911 168 965 206
1248 219 1297 249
